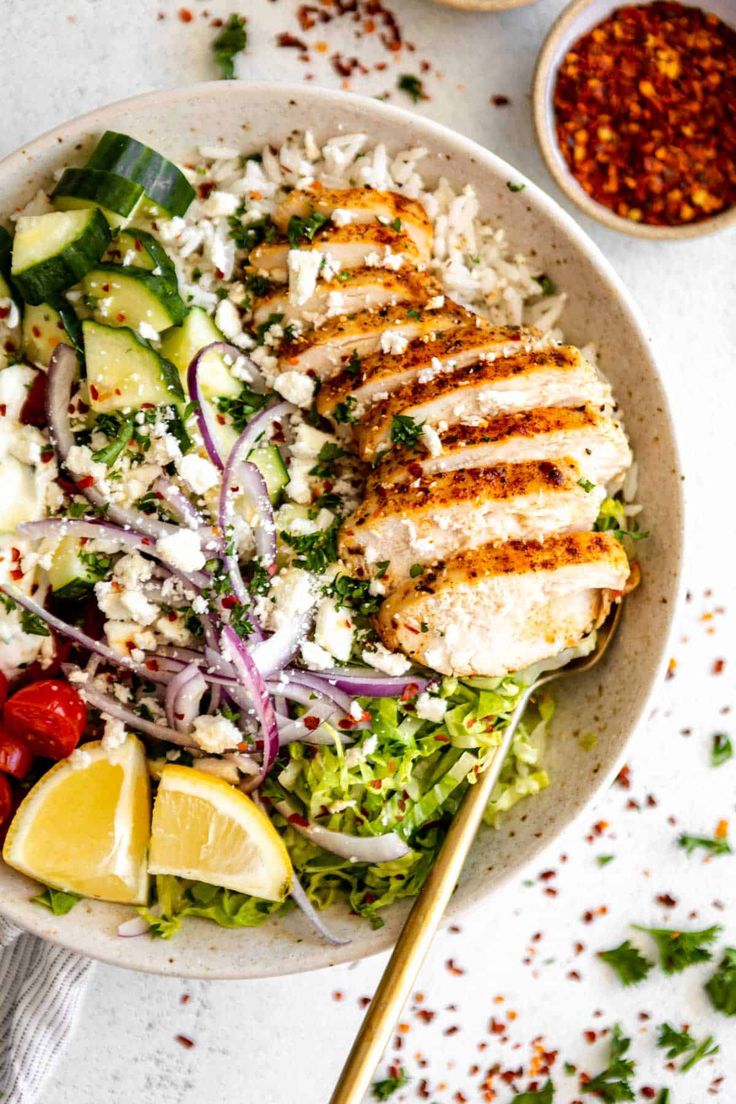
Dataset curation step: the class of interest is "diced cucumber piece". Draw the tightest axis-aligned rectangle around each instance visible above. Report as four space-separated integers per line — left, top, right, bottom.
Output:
160 307 241 397
0 226 11 276
105 229 176 284
0 456 43 530
82 265 187 334
249 443 288 504
83 320 184 413
22 302 65 366
47 536 111 600
11 209 111 305
51 168 144 229
86 131 195 217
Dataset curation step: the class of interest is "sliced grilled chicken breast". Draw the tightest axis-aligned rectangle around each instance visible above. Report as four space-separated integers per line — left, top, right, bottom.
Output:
374 407 632 489
338 459 605 588
249 224 420 282
376 531 629 677
278 301 471 381
272 187 433 261
252 268 441 328
317 323 546 419
355 346 613 461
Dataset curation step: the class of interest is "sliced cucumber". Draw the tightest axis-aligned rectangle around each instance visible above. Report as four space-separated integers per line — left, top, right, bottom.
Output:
47 536 111 600
82 265 187 334
83 320 184 413
0 226 11 276
160 307 240 396
22 302 65 366
249 443 288 504
86 131 195 217
11 209 111 305
105 229 176 284
51 167 144 229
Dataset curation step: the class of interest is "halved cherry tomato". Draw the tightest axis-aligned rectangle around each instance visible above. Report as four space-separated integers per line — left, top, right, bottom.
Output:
19 368 48 428
0 774 14 832
4 680 86 760
0 670 7 708
0 726 33 779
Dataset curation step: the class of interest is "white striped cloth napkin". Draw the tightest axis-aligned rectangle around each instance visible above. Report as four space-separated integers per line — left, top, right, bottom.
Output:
0 917 92 1104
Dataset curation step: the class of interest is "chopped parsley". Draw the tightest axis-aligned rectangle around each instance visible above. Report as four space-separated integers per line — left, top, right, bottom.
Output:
409 563 426 578
598 940 653 986
657 1022 719 1071
597 854 616 866
32 886 81 915
212 13 247 80
20 610 50 637
309 441 347 478
333 396 359 425
397 74 427 103
256 311 284 345
535 273 557 296
507 181 526 193
654 1092 670 1104
375 561 390 579
711 732 733 767
281 517 340 574
371 1067 408 1100
346 349 362 375
92 414 135 467
286 209 329 248
326 573 382 617
407 307 421 320
678 831 732 857
634 923 720 974
216 385 270 432
246 562 272 597
228 214 278 254
705 947 736 1015
79 549 113 581
391 413 424 448
511 1081 554 1103
582 1023 635 1102
578 476 596 493
595 496 648 542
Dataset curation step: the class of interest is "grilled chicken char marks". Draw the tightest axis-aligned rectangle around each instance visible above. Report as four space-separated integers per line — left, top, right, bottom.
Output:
339 458 605 588
316 322 546 418
355 345 613 461
272 187 433 261
249 223 421 282
277 299 472 381
373 406 632 488
375 531 630 677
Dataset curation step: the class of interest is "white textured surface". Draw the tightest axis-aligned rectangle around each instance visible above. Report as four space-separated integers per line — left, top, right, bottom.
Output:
2 0 734 1100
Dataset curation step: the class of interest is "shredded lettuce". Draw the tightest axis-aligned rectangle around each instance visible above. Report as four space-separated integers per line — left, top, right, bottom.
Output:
140 875 284 938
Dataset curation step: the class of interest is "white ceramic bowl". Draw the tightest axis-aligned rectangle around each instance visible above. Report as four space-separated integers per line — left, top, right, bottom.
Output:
0 81 684 979
533 0 736 240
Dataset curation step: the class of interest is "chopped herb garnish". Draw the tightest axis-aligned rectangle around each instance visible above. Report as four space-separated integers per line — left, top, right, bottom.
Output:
212 13 247 80
256 311 284 345
281 517 340 574
217 385 270 431
228 214 278 254
371 1066 409 1100
578 477 596 493
511 1081 554 1103
397 74 427 103
409 563 426 578
634 923 720 973
79 549 113 581
406 307 421 320
678 831 732 857
333 396 359 425
32 886 81 915
535 274 557 296
346 349 362 375
309 441 347 478
595 496 648 542
326 573 382 617
598 940 653 986
711 732 733 767
391 413 424 448
375 561 390 579
507 181 526 192
287 209 329 248
20 610 50 637
657 1022 719 1071
597 854 616 866
582 1023 635 1101
705 947 736 1015
654 1091 670 1104
247 562 272 597
92 414 135 467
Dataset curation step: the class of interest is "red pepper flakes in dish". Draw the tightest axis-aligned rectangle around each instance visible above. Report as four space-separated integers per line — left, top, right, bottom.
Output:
553 2 736 226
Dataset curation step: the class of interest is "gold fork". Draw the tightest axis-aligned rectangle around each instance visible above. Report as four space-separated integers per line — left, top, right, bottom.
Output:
330 602 623 1103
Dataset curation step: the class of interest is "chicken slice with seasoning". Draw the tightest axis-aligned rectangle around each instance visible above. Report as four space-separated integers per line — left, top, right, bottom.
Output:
376 532 630 677
249 224 420 282
277 300 471 381
354 346 613 461
317 323 546 419
251 268 441 328
272 187 433 261
374 406 632 489
338 459 605 588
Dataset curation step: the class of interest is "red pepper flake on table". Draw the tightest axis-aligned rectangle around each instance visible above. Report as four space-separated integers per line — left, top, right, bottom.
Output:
552 1 736 226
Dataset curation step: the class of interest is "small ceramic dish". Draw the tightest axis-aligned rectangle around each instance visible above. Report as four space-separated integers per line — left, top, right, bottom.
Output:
0 81 683 978
533 0 736 240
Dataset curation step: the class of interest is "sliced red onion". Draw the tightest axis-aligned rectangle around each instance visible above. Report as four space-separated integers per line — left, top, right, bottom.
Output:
77 676 199 748
289 874 350 946
165 662 207 733
309 669 431 698
277 717 353 746
220 626 279 791
249 606 313 679
187 342 266 469
282 670 355 715
229 400 296 460
273 799 410 863
117 916 151 938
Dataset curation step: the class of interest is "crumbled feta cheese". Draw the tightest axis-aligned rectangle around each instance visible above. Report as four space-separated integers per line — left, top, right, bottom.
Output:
300 640 335 671
65 444 108 488
104 620 157 657
268 567 316 632
155 613 193 647
326 291 345 315
215 297 242 340
290 423 336 460
285 457 313 505
178 452 219 495
314 598 354 662
426 295 445 311
119 588 159 626
114 553 153 588
155 529 206 574
69 748 91 771
274 370 315 409
192 595 208 615
192 713 242 754
137 321 159 342
331 208 354 227
288 249 323 307
102 717 128 750
415 693 447 723
362 642 412 676
198 189 240 218
380 330 409 356
421 424 443 457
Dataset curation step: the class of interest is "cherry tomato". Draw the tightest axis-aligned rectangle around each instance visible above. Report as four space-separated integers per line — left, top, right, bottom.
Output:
0 774 14 833
19 368 48 428
0 726 33 779
0 670 7 708
4 680 86 760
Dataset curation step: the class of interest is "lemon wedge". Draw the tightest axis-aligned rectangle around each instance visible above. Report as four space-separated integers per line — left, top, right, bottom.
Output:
148 765 291 901
2 735 150 905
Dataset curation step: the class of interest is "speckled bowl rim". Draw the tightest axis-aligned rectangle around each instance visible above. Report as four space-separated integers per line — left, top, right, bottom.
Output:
532 0 736 240
0 81 685 978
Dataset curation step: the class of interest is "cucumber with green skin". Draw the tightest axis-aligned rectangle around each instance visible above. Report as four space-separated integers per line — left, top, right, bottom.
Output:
249 443 289 504
47 536 111 600
160 307 241 396
11 208 111 305
0 226 12 277
83 319 184 413
105 229 177 284
22 299 83 366
82 264 187 333
86 131 195 217
51 167 145 229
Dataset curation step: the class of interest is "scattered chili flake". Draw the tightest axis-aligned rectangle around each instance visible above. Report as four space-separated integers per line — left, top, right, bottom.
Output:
277 31 309 50
174 1033 195 1048
553 1 736 226
178 8 193 22
446 958 465 976
712 658 726 675
491 94 511 106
